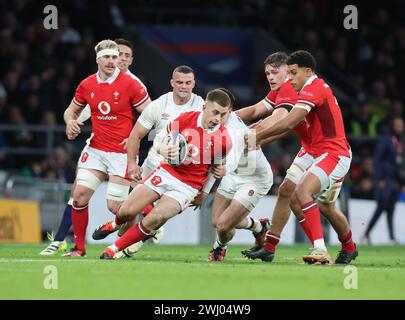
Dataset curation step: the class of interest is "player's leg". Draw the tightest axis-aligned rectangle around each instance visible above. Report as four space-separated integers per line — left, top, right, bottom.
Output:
209 193 237 262
63 168 105 256
94 183 160 240
100 195 181 259
40 188 76 255
294 172 333 264
92 175 130 240
317 199 358 264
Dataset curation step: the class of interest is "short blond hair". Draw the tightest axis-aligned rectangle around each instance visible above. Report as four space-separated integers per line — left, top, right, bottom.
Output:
94 39 119 54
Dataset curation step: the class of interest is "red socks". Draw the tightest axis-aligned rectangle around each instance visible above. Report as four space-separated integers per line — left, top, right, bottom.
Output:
142 203 154 216
115 221 151 251
339 230 356 253
301 200 324 241
264 232 280 252
298 218 314 245
72 202 89 252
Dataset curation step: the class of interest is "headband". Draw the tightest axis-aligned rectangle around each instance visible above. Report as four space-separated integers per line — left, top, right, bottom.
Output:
96 48 119 59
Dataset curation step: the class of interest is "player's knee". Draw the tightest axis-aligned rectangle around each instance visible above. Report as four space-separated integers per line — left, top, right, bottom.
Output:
72 189 89 208
107 200 121 214
278 180 296 199
216 220 232 234
119 202 137 219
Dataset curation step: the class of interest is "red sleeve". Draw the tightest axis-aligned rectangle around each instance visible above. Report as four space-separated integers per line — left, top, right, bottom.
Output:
296 83 323 110
275 83 297 111
264 91 276 107
129 79 149 108
73 81 87 107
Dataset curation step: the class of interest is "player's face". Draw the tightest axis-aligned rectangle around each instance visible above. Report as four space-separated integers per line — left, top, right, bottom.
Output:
287 64 311 92
202 101 230 129
117 44 133 72
171 72 195 100
97 54 118 76
393 118 404 135
265 64 288 91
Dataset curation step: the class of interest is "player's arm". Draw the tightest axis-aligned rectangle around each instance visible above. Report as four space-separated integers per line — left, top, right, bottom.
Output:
134 96 151 113
236 101 272 122
256 107 308 146
126 121 151 181
253 107 290 145
64 100 84 140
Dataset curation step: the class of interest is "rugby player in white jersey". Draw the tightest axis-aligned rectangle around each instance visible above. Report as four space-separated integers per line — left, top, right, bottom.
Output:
196 89 272 262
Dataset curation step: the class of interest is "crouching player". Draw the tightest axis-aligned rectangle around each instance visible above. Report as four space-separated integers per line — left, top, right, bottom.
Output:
98 89 233 259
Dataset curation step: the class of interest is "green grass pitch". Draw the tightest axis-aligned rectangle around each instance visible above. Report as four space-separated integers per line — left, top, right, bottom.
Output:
0 244 404 299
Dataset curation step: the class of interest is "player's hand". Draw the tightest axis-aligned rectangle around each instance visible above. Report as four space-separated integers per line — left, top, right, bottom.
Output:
128 161 142 183
245 130 260 150
119 138 129 150
249 119 263 129
66 119 83 140
158 141 180 162
191 191 209 210
212 164 226 179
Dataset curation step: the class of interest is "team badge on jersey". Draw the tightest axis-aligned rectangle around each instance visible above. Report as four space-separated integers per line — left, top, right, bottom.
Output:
151 176 162 186
161 113 170 120
90 92 94 99
113 91 120 104
248 189 255 196
80 152 89 163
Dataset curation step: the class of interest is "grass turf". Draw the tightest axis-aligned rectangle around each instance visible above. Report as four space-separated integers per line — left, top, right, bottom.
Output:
0 244 404 299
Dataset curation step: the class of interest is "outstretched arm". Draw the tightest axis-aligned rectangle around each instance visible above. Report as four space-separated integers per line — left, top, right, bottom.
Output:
256 107 308 146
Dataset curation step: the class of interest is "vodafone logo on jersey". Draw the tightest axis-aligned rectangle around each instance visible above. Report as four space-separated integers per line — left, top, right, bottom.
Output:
98 101 111 114
97 101 117 120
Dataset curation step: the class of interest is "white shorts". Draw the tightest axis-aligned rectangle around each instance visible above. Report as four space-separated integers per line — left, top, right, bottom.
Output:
77 146 128 178
141 157 157 179
142 167 199 211
217 173 273 212
309 151 352 203
286 148 351 203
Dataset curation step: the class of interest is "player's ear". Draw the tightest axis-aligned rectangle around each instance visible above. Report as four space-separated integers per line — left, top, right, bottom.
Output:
202 104 206 110
170 79 175 88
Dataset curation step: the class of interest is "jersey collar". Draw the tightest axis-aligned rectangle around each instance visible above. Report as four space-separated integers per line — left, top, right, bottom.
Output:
300 74 318 92
96 67 120 84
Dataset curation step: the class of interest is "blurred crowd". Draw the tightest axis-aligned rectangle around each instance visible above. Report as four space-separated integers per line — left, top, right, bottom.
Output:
1 0 404 200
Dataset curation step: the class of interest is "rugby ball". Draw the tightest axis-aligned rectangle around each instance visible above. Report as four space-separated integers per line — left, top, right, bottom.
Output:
166 130 188 166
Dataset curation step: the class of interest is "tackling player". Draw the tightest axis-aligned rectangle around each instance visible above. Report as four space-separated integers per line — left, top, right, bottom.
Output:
207 88 273 262
245 50 358 264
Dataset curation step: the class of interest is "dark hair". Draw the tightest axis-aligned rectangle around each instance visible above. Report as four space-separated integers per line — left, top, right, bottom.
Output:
114 38 134 55
287 50 316 70
217 88 235 108
173 65 194 75
206 89 231 108
264 52 288 67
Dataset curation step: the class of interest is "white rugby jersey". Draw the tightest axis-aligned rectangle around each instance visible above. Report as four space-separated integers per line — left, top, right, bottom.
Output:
224 112 271 177
138 92 204 168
